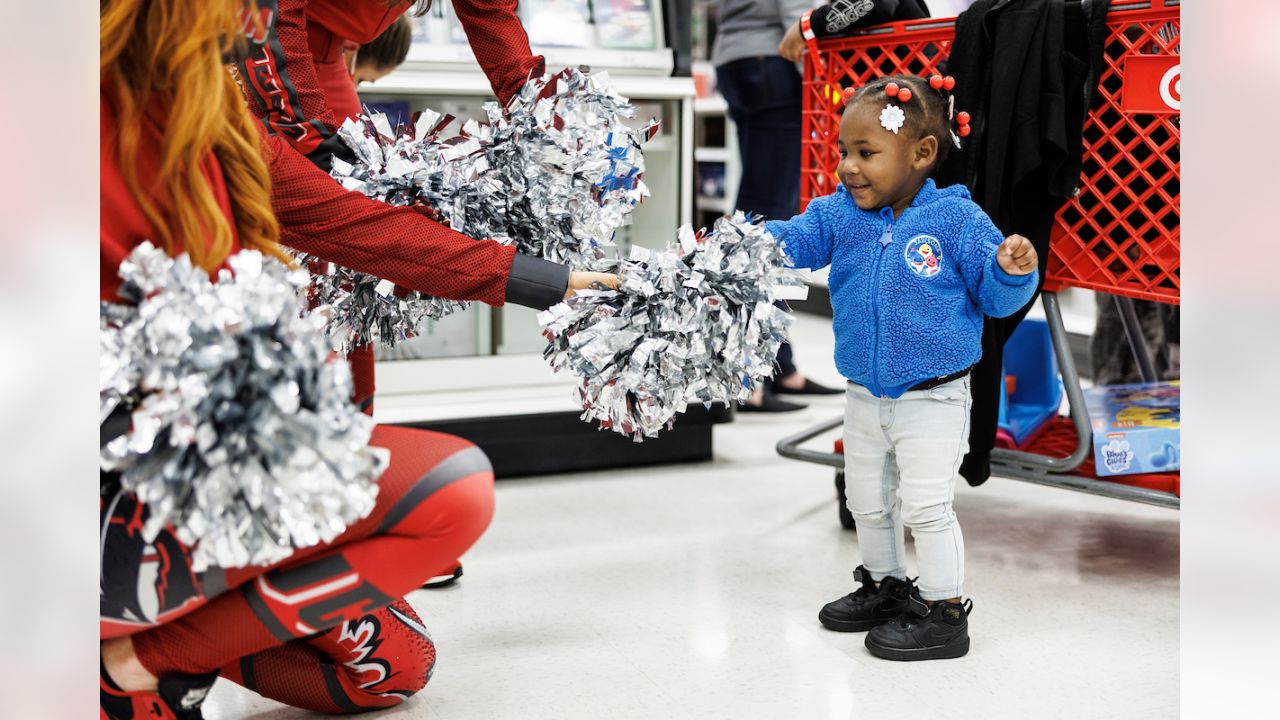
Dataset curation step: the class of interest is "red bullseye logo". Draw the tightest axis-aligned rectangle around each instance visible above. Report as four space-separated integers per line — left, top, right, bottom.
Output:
1160 64 1181 111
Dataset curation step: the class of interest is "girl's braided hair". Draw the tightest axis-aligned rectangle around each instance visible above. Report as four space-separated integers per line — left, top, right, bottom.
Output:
846 74 957 172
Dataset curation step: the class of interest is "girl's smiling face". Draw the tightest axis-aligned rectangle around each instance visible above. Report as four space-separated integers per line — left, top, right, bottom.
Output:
836 99 939 217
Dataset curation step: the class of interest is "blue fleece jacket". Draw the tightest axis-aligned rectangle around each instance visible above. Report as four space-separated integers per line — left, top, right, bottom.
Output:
765 179 1039 398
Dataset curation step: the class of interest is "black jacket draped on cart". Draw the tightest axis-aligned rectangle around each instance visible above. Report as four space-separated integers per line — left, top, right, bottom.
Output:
937 0 1112 485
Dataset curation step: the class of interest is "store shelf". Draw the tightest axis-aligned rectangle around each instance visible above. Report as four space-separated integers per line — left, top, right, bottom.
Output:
696 195 729 213
373 354 575 424
694 147 729 162
694 96 728 114
692 92 738 223
368 63 694 100
374 353 730 479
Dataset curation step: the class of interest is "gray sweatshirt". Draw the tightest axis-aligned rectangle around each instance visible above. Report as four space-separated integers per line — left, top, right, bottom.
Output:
710 0 815 67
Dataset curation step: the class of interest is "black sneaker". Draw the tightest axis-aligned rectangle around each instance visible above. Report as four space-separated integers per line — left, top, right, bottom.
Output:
101 660 218 720
865 591 973 661
739 388 807 413
818 567 915 632
422 562 463 589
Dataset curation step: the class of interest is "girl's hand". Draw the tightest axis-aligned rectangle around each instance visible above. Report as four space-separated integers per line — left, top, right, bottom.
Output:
997 234 1038 276
565 271 620 299
779 23 805 63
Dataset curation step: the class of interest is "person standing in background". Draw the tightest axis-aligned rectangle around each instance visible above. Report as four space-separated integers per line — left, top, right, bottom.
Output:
713 0 929 411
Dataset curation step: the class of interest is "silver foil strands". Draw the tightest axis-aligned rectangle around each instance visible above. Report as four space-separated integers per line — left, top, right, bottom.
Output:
101 242 388 571
493 66 654 264
539 213 806 441
296 254 469 356
315 66 657 353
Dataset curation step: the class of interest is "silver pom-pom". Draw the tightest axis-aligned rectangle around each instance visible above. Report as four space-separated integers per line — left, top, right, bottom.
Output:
493 66 654 264
539 213 805 440
313 66 656 353
101 242 388 571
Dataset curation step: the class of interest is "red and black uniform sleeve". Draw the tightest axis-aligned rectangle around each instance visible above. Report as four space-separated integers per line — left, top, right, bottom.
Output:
808 0 930 40
451 0 545 105
237 0 544 171
235 0 355 170
264 132 569 310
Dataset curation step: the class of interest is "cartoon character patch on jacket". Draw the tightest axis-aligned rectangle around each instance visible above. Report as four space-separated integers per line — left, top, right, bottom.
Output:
905 235 943 278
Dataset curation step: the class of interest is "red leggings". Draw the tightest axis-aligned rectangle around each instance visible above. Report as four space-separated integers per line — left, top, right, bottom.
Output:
100 425 493 712
348 344 375 415
219 598 437 712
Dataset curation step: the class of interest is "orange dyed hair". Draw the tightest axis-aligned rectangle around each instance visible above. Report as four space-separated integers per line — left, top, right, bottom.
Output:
100 0 283 270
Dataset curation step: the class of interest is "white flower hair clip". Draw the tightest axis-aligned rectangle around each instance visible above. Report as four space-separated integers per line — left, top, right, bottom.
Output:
880 104 905 135
879 81 912 134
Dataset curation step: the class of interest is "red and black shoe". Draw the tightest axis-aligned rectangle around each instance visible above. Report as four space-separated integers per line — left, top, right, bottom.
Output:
101 660 218 720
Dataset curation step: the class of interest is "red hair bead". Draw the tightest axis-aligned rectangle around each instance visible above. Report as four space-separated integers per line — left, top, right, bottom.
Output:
958 124 971 137
898 88 912 102
929 75 944 90
956 111 971 125
885 82 900 98
943 76 956 91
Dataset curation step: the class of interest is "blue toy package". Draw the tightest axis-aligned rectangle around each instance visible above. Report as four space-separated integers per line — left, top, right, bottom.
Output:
1083 382 1180 477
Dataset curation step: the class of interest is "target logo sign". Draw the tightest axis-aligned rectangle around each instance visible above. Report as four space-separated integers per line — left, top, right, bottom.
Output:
1123 56 1181 114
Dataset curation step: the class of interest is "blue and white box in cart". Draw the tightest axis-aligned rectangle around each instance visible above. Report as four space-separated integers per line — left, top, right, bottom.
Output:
1083 382 1180 477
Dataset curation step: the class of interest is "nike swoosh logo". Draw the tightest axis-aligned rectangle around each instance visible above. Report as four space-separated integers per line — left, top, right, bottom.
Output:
387 604 434 643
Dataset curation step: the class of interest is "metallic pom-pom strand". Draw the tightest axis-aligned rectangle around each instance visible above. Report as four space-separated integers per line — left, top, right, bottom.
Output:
539 213 805 441
296 253 469 356
101 242 388 571
312 66 658 354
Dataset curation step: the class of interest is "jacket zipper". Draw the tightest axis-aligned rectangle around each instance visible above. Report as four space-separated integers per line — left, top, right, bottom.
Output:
870 211 894 395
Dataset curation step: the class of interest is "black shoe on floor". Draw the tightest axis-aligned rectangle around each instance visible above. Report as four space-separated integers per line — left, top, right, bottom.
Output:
865 591 973 661
773 376 844 395
422 563 463 589
739 389 807 413
818 567 915 632
102 659 218 720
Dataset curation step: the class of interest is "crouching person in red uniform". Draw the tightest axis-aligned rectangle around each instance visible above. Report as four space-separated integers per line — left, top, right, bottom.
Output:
242 0 549 588
99 2 614 718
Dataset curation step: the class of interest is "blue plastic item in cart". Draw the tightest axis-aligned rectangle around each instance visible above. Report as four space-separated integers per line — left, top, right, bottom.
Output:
997 319 1064 446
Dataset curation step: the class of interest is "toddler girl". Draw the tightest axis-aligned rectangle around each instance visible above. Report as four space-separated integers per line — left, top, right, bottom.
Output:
765 74 1039 661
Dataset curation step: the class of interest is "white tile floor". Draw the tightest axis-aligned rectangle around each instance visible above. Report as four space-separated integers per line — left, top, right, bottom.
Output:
204 314 1179 720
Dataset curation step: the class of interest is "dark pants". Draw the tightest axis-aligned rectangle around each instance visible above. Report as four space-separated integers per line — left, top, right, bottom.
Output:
715 56 804 221
717 56 804 380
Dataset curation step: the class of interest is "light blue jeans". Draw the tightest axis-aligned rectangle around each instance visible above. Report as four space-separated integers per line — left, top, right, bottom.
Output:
842 376 971 601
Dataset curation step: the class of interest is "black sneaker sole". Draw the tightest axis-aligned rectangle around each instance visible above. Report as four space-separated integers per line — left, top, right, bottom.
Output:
864 635 970 661
422 565 463 589
818 610 893 633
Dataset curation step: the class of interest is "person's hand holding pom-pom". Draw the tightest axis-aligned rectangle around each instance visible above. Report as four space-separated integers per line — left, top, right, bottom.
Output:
566 271 621 299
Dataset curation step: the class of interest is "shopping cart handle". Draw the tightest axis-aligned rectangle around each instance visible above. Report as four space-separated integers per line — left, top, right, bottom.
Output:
775 415 845 469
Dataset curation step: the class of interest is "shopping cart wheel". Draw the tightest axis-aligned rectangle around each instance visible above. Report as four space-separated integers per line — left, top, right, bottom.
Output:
834 470 856 531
